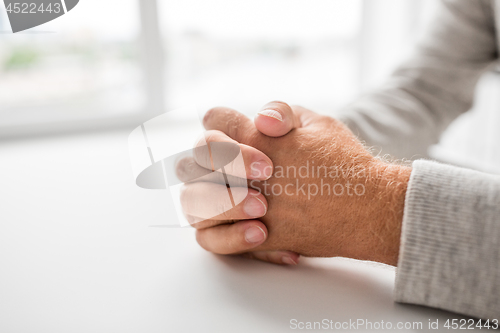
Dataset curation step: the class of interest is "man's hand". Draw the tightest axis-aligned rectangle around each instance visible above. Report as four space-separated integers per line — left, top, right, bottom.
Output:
178 101 411 266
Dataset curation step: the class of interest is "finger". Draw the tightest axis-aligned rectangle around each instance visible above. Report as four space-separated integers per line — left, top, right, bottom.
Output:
254 102 323 137
194 130 272 180
242 251 300 265
202 106 257 143
254 101 298 137
290 105 323 128
184 215 232 229
196 220 268 254
180 182 267 223
176 156 250 186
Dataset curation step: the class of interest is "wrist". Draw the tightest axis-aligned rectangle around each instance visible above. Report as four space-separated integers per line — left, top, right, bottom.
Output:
376 163 412 265
353 161 411 265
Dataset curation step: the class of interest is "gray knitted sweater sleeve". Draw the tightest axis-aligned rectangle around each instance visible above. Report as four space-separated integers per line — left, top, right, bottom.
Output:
338 0 498 160
336 0 500 319
395 160 500 319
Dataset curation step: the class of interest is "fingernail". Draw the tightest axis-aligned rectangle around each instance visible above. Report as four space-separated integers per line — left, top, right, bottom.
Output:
251 161 273 179
245 226 266 244
243 197 266 217
257 109 283 122
282 256 297 265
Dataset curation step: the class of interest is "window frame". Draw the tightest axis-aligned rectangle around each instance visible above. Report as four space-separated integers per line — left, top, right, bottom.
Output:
0 0 165 139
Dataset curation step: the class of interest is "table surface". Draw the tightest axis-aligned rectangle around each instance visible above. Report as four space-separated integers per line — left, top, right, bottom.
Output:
0 130 474 333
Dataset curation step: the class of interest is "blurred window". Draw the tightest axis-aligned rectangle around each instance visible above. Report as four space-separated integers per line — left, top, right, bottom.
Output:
159 0 363 115
0 0 146 128
0 0 433 132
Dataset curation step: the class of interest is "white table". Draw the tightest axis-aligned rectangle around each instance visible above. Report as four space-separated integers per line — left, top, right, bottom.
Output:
0 130 473 332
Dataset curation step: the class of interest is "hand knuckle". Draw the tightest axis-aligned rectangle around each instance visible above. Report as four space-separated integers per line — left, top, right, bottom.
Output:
215 195 231 217
179 185 192 212
203 107 225 127
203 108 216 126
195 230 209 250
175 157 193 181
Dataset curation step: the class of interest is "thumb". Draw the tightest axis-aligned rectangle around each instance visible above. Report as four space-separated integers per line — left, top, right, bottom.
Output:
254 101 321 137
254 101 298 137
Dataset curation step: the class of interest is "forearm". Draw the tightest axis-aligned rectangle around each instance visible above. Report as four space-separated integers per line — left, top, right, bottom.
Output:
374 163 412 266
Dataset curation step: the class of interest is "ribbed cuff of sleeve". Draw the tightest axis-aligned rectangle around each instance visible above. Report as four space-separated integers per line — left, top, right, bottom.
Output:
395 160 500 319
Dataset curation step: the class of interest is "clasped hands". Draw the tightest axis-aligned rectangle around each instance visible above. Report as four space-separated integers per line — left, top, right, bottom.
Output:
177 101 411 266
